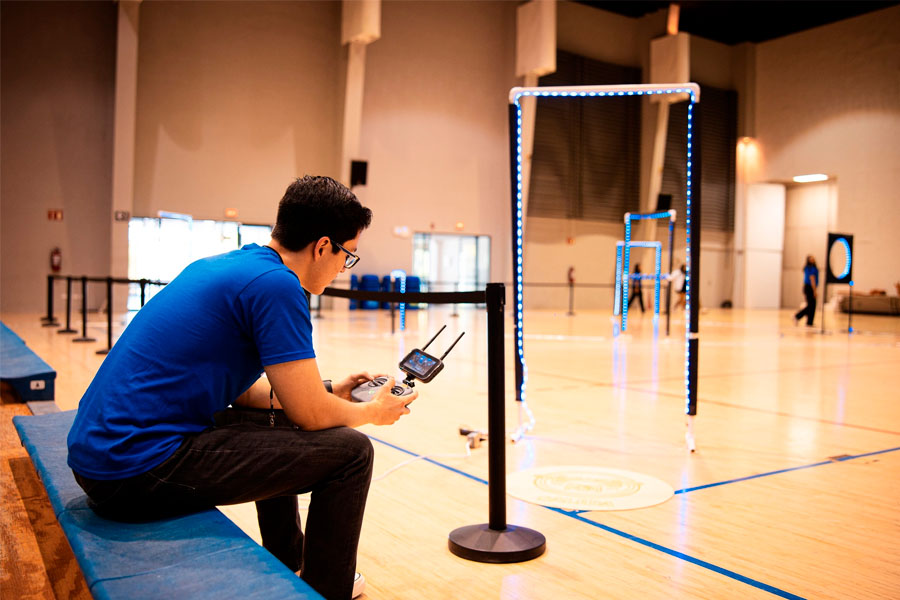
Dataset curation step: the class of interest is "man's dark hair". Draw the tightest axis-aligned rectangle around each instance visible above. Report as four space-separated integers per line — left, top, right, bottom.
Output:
271 176 372 252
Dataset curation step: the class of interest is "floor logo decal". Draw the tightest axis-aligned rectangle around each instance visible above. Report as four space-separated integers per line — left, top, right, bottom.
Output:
507 466 674 511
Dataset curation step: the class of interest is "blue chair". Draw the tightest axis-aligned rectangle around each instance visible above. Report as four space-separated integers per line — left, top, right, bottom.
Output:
349 274 359 310
359 275 380 310
405 276 421 310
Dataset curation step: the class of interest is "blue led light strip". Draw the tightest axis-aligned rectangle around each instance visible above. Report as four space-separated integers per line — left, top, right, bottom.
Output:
614 245 623 316
685 98 695 416
390 270 407 331
654 243 662 317
514 102 528 402
622 217 633 330
835 237 851 280
509 83 700 412
622 213 672 332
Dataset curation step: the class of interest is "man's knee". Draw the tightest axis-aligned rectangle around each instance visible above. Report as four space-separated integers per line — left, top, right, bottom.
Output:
335 427 374 471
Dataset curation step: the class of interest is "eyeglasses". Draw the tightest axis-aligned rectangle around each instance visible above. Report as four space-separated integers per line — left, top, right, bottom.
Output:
330 239 360 269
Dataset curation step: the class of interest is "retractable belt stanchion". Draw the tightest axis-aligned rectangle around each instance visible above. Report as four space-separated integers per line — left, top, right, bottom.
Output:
97 277 113 355
139 278 147 307
41 275 60 327
58 276 77 334
448 283 546 563
73 276 96 343
321 283 547 563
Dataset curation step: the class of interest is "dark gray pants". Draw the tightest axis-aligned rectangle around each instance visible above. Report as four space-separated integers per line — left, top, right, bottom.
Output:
73 408 374 600
794 283 817 326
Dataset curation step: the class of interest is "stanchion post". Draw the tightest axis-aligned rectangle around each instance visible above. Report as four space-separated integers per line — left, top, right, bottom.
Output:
73 276 96 343
848 281 853 333
41 275 60 326
448 283 546 563
58 276 77 334
390 302 396 335
821 281 828 335
567 279 575 316
666 216 674 336
97 277 113 355
140 279 147 307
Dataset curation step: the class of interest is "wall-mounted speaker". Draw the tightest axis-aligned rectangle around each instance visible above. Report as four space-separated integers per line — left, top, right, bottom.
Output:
350 160 368 188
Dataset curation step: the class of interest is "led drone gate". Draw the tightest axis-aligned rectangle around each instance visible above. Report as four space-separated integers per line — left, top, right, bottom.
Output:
619 209 677 334
508 83 702 449
614 240 662 324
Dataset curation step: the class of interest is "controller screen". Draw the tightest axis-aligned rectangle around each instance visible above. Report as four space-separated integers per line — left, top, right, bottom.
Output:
402 351 438 378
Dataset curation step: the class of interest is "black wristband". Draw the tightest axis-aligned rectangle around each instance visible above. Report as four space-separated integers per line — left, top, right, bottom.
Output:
323 380 333 393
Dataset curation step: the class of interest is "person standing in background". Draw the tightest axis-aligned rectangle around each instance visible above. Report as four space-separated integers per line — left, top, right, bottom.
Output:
794 255 819 327
628 263 645 313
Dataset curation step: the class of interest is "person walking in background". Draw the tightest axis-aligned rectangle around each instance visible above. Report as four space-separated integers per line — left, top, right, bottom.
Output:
794 255 819 327
628 263 645 313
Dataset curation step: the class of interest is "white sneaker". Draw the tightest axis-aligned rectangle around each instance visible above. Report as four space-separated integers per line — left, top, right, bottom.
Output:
353 572 366 598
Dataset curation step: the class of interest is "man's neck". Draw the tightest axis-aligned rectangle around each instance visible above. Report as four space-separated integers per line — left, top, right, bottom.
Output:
266 239 309 284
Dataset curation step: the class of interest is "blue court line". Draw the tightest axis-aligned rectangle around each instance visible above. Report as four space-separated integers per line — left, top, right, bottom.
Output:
367 434 814 600
368 434 489 486
673 445 900 494
547 508 806 600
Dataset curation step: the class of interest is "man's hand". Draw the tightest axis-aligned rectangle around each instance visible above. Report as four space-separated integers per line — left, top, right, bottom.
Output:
332 372 376 400
368 377 417 425
265 360 414 430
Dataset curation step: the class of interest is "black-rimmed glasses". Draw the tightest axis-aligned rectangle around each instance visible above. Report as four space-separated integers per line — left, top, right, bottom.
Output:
331 239 360 269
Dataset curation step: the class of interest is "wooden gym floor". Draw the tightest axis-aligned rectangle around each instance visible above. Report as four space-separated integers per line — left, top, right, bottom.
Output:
2 304 899 599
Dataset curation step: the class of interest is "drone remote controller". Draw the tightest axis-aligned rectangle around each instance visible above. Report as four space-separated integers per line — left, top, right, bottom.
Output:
349 325 464 403
349 376 415 403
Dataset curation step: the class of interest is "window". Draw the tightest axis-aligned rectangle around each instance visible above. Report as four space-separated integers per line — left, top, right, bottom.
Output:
127 216 272 309
412 233 490 293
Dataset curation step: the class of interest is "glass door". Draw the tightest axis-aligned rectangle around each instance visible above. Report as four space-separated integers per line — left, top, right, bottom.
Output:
412 233 490 292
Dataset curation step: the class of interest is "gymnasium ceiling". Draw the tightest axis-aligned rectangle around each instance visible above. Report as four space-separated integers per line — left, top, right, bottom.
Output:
575 1 900 45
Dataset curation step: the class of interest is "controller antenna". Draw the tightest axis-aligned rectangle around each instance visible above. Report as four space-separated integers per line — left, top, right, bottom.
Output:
440 332 465 360
421 325 447 351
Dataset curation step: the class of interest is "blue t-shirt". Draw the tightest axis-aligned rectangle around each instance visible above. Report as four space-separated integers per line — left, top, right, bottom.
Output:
803 264 819 287
67 244 315 480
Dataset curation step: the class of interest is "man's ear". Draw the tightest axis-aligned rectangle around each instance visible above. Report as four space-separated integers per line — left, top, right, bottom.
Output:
313 236 330 259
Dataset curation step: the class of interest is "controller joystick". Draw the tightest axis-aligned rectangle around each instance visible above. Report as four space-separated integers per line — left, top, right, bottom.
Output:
350 377 415 403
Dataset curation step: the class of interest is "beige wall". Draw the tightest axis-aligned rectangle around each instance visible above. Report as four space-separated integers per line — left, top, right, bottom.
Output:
756 5 900 295
133 1 343 224
1 1 117 313
356 0 517 283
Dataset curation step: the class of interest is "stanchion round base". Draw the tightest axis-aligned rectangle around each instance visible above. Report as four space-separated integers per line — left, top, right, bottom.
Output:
58 329 77 334
95 349 110 355
73 337 96 343
448 524 546 564
41 321 60 328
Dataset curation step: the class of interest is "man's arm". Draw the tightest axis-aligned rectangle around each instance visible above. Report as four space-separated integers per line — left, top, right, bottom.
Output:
263 358 414 430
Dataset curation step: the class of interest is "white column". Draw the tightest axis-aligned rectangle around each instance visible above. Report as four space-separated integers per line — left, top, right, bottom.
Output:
516 0 556 222
111 0 141 311
743 183 786 309
340 0 380 186
341 41 368 185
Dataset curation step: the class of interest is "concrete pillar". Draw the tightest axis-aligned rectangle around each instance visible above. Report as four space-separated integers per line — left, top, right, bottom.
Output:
111 0 141 312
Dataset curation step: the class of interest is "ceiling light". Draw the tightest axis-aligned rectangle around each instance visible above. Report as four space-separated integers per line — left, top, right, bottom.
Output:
793 174 828 183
